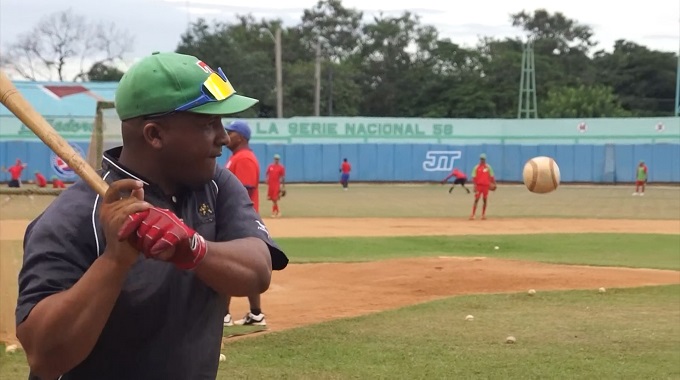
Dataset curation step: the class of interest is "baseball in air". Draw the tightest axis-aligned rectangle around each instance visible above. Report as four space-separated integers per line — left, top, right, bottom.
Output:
523 156 560 194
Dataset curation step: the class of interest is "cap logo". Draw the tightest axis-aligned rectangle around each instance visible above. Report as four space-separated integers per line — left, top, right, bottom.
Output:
196 60 215 74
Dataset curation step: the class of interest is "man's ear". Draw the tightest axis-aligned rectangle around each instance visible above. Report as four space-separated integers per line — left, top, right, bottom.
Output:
141 121 165 149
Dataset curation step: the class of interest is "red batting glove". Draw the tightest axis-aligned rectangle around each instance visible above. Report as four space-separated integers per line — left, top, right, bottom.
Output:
118 207 207 270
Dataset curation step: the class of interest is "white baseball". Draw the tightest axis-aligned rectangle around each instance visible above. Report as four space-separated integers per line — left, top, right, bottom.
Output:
465 315 474 321
219 354 226 362
5 344 18 353
506 336 516 344
598 287 606 293
528 289 536 295
494 246 499 250
523 156 560 194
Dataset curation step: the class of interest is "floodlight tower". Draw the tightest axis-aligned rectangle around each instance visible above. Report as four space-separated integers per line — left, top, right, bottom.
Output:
518 39 538 118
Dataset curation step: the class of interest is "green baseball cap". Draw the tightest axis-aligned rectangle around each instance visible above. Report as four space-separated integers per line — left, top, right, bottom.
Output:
274 154 281 159
115 52 259 120
480 153 487 159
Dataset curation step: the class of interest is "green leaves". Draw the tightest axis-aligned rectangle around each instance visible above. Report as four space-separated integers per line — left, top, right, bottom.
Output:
168 2 677 118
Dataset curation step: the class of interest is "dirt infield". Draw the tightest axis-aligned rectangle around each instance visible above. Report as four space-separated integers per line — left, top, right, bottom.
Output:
2 217 679 345
227 257 680 337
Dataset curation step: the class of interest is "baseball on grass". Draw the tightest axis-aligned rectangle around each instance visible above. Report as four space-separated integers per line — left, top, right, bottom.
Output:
219 354 226 362
465 315 474 321
494 246 499 250
598 287 606 293
523 156 560 194
528 289 536 296
506 336 516 344
5 344 18 353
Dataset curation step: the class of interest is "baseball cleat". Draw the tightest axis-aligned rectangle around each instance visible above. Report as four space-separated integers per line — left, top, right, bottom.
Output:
235 312 267 326
223 313 234 327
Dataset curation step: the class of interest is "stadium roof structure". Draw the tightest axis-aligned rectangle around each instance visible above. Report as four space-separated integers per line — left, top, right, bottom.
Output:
0 81 118 118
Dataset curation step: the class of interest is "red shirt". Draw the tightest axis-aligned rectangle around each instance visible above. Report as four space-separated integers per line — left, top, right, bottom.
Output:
472 163 495 186
8 164 24 180
341 162 351 174
35 173 47 187
226 148 260 212
444 168 466 181
267 163 285 184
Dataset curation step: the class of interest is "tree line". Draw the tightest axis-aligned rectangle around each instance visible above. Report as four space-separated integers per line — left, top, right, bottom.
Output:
2 1 678 118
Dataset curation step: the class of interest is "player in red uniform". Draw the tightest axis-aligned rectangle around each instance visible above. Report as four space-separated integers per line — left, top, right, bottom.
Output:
224 120 268 327
3 159 27 187
470 153 495 220
225 120 261 213
441 168 470 194
267 154 286 217
339 158 351 190
633 160 648 196
51 176 66 189
34 171 47 187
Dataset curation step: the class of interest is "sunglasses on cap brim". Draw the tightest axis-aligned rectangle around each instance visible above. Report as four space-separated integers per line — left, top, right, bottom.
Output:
144 67 236 119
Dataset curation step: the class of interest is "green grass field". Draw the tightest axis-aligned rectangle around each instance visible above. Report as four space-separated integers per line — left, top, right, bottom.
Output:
0 184 679 379
2 183 680 220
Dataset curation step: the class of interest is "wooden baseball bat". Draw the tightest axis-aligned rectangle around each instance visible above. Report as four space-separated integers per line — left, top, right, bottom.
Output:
0 70 109 196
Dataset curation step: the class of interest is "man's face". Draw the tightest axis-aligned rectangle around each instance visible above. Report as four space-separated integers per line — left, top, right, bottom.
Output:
148 112 228 187
274 158 279 164
225 130 243 151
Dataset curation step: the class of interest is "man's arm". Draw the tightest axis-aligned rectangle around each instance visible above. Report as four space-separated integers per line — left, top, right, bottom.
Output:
17 180 150 379
194 238 272 296
18 255 136 379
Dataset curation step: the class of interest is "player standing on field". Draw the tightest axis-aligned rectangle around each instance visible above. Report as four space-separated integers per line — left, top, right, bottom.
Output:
633 160 648 196
34 171 47 188
470 153 496 220
225 120 260 213
267 154 286 217
339 158 351 190
224 120 270 327
4 159 27 188
441 167 470 194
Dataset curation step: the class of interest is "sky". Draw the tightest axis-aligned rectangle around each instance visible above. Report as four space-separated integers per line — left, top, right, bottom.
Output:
0 0 678 80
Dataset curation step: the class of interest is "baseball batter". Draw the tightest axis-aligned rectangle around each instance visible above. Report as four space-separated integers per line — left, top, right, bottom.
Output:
470 153 496 220
15 52 288 380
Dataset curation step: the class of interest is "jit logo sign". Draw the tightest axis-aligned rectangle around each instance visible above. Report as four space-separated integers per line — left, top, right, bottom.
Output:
422 151 462 172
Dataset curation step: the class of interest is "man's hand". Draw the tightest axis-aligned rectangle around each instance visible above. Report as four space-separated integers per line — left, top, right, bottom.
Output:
118 207 208 270
100 179 152 269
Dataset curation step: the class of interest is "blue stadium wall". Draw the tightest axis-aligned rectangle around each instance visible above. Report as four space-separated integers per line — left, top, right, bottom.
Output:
1 82 679 184
2 141 679 184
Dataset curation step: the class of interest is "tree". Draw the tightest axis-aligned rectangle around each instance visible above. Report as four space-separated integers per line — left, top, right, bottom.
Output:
541 84 631 117
1 9 134 82
593 40 678 116
86 62 124 81
300 0 363 61
510 9 596 54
